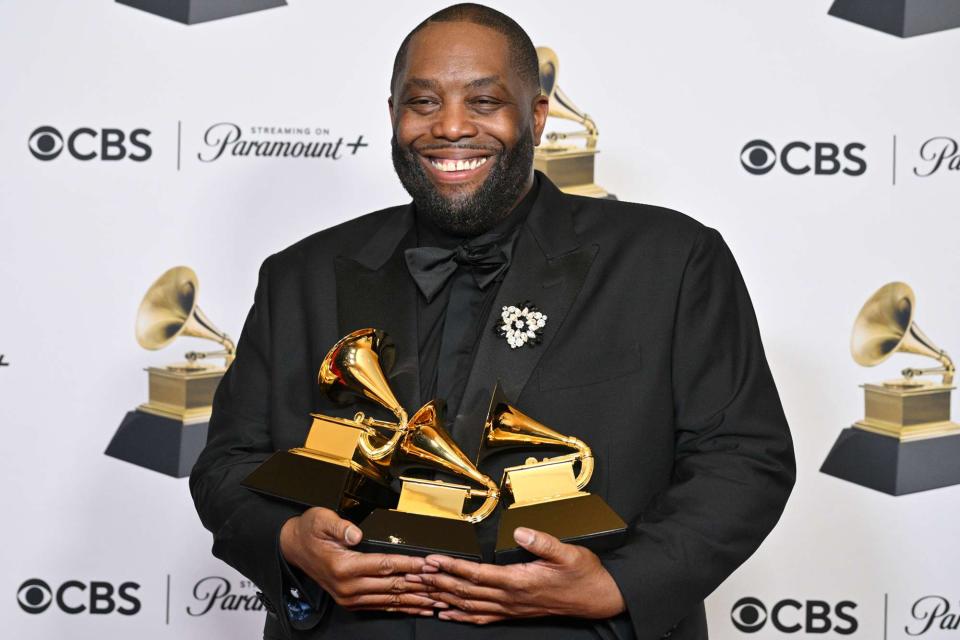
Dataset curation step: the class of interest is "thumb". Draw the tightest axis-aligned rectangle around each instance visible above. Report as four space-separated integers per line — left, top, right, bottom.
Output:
309 507 363 546
513 527 571 563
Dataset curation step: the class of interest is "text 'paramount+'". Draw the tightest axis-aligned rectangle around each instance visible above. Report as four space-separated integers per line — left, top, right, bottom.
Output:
198 123 369 162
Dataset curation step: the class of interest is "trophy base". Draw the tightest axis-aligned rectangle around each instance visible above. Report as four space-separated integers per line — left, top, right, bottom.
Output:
534 148 610 199
105 409 208 478
356 510 482 561
494 494 628 564
828 0 960 37
820 426 960 495
242 451 395 519
116 0 286 25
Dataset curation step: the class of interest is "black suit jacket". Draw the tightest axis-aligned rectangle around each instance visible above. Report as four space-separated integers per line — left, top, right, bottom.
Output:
190 174 795 640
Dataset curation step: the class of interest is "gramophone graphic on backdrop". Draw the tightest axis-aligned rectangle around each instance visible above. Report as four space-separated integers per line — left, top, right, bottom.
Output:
821 282 960 495
828 0 960 37
105 266 235 478
116 0 285 25
534 47 610 199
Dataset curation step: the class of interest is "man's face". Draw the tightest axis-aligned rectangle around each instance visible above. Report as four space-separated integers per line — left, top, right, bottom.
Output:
390 21 548 236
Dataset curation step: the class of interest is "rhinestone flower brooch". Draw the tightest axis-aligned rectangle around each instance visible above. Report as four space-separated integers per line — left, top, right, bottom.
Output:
496 302 547 349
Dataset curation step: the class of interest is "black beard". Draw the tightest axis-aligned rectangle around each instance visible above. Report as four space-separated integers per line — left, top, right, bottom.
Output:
391 129 534 237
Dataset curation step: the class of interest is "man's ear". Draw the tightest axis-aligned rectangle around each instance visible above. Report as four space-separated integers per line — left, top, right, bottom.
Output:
532 94 550 146
388 96 397 128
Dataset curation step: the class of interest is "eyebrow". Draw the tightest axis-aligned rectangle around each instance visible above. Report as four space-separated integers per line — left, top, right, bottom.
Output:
465 75 505 90
402 75 508 93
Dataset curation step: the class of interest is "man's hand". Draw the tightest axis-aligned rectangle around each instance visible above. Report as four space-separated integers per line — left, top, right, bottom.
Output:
405 527 626 625
279 507 443 616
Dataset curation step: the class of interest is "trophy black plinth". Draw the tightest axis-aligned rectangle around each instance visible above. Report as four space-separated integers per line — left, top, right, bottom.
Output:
242 451 396 519
105 409 208 478
828 0 960 37
494 494 628 564
357 510 483 561
821 427 960 495
117 0 286 25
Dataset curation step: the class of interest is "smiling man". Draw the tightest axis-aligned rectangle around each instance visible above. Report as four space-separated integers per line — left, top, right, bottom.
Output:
190 4 795 640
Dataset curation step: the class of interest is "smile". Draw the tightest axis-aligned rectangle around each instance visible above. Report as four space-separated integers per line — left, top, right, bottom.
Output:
429 157 489 172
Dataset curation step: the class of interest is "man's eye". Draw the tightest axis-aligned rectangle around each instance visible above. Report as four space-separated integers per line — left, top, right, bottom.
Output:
471 98 502 109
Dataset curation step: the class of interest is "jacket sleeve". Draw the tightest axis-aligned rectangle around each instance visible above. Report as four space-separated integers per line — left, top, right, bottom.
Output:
189 256 327 635
600 226 796 640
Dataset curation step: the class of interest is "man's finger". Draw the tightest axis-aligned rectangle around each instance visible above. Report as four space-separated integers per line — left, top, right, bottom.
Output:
423 554 517 589
513 527 573 564
347 552 429 577
437 609 507 625
343 592 447 610
345 575 437 597
306 507 362 546
428 591 516 616
352 605 437 617
406 572 509 603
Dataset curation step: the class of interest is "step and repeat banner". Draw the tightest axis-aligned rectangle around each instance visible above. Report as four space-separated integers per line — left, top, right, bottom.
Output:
2 1 959 638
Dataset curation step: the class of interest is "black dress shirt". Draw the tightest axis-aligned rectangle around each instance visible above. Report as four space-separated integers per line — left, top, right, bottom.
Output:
412 177 539 433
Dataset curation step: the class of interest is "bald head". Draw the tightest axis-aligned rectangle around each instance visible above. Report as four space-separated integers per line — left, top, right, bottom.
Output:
390 3 541 98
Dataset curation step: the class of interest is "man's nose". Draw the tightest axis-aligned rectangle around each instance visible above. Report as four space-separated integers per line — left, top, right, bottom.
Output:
430 103 478 141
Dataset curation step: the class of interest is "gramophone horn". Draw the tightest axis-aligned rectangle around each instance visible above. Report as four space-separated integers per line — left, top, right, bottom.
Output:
851 281 954 384
135 266 235 365
479 383 594 491
317 328 408 460
536 46 598 148
392 400 499 523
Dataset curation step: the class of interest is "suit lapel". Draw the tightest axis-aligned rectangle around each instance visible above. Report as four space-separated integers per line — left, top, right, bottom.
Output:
453 176 599 460
334 205 421 412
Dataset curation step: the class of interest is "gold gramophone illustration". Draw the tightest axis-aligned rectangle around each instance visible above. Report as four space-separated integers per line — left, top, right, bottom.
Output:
479 384 627 563
821 282 960 495
242 329 406 517
534 46 609 198
358 399 500 560
106 266 235 477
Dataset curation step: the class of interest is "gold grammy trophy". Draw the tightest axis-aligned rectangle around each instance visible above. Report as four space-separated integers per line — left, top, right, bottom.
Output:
242 329 406 517
358 399 500 560
533 46 609 198
479 384 627 563
106 266 235 477
821 282 960 495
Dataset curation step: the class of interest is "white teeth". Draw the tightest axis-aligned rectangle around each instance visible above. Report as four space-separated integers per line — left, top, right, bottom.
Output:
429 157 488 172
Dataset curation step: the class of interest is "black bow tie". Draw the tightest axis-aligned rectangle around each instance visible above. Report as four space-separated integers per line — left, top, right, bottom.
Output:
405 240 513 302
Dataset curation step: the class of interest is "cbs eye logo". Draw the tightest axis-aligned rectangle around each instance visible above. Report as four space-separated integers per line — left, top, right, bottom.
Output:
740 139 867 176
731 597 768 632
740 141 777 176
28 127 65 161
17 579 53 614
28 126 152 162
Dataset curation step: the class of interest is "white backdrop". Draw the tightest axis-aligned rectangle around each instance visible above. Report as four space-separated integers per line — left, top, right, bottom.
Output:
2 1 960 638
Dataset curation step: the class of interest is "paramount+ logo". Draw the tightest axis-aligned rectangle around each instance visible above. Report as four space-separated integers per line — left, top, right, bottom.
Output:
28 126 152 162
16 578 141 615
740 139 867 176
730 597 858 635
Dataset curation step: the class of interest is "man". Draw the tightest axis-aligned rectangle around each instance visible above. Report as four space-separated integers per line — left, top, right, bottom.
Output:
190 4 795 640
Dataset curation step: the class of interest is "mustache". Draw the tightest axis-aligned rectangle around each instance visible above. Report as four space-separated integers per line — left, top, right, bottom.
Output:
412 143 501 153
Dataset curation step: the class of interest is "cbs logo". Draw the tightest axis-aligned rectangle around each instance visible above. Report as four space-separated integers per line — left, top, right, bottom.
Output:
28 126 152 161
730 597 858 635
16 578 141 615
740 139 867 176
